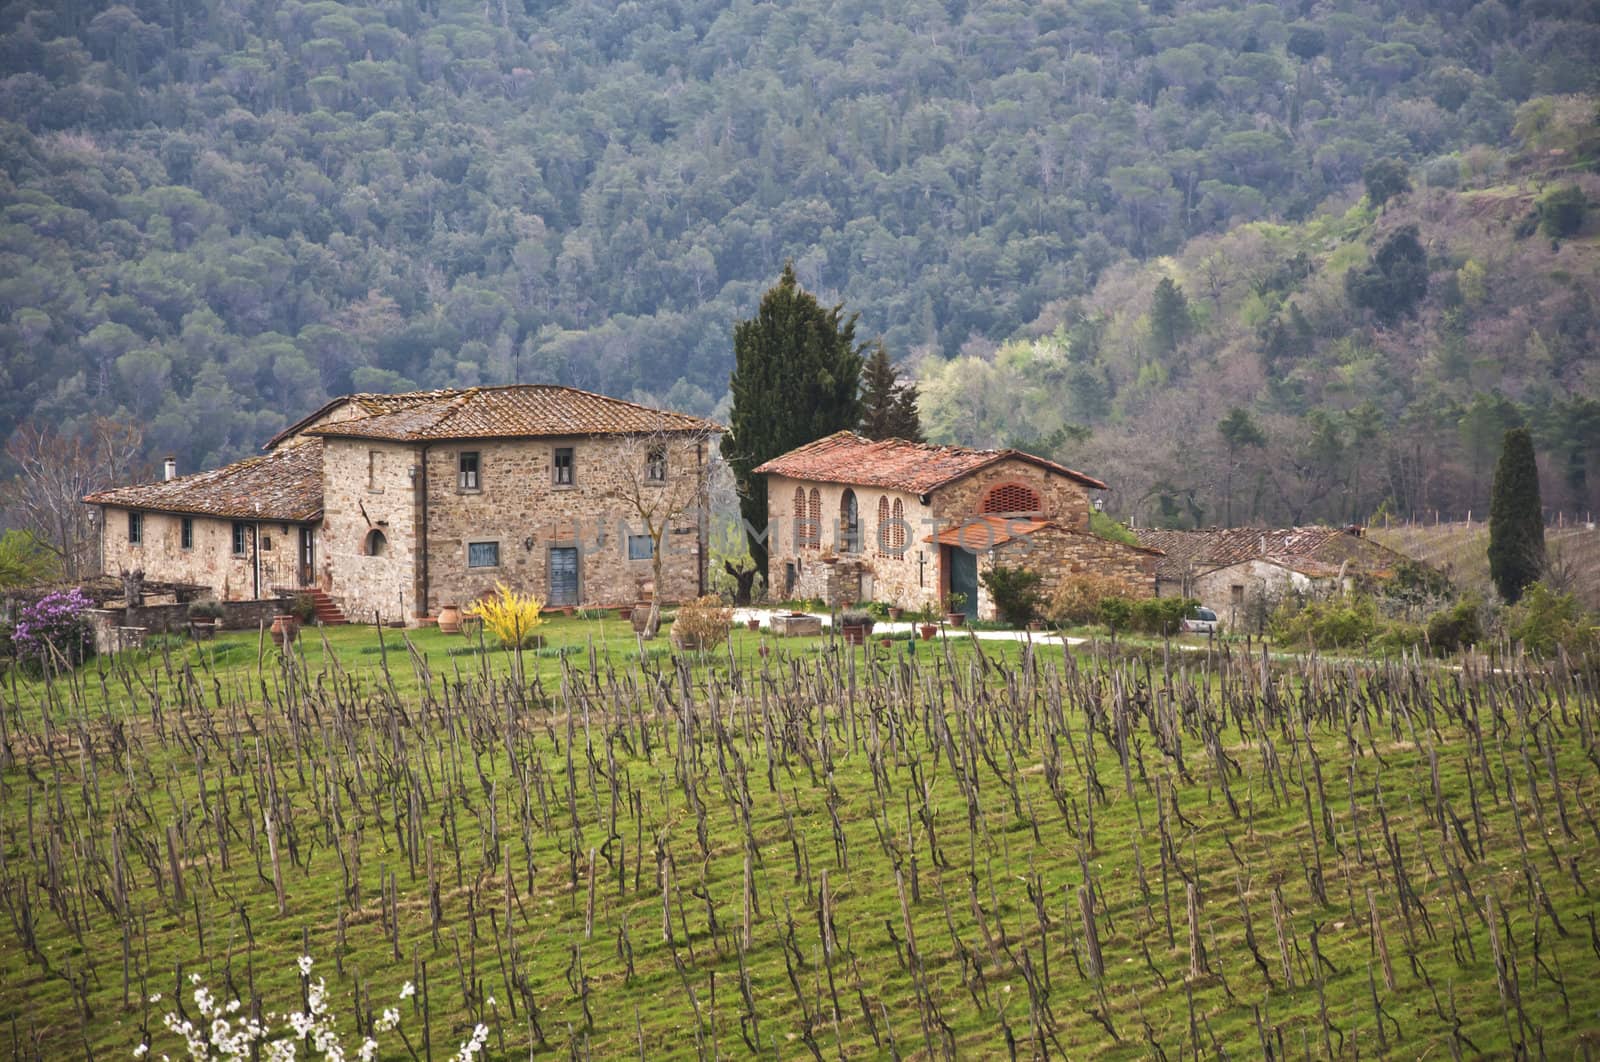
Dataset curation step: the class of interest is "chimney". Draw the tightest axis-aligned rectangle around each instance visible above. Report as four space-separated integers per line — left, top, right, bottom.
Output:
163 456 177 481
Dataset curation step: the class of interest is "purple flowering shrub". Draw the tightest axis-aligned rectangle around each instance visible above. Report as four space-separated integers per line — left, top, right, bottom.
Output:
12 587 94 668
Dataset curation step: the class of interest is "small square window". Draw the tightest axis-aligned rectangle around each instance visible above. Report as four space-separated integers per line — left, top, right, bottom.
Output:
180 517 193 550
553 447 574 485
646 444 666 483
467 541 500 568
627 534 654 560
128 512 143 545
261 535 272 551
231 522 249 556
459 451 480 490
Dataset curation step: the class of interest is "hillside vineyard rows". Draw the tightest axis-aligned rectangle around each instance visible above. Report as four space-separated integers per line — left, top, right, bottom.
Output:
2 635 1599 1056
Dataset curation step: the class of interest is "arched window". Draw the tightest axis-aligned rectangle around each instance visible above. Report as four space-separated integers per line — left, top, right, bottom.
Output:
876 496 891 554
793 486 809 547
364 528 388 557
979 482 1042 515
807 489 821 547
891 499 906 550
840 489 860 553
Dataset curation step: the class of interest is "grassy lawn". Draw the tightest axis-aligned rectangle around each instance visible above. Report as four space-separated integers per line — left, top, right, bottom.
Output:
1 616 1597 1058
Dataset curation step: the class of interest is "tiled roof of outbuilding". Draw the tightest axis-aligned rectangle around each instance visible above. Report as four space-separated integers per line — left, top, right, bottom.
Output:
84 441 324 522
1133 526 1403 581
924 515 1164 553
754 432 1108 494
301 385 721 442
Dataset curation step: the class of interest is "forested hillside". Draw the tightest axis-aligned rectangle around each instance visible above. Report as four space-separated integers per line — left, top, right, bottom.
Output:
920 96 1600 525
1 0 1597 479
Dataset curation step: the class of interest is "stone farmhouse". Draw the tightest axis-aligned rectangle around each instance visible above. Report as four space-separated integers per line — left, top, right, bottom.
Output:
87 386 720 623
1135 525 1407 632
756 432 1159 619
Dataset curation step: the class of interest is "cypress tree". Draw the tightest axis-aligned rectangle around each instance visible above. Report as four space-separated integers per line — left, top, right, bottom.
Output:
722 264 866 581
1149 276 1192 357
1487 426 1545 604
859 343 924 442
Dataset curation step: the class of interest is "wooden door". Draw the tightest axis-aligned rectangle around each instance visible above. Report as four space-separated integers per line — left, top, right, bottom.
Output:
549 547 580 606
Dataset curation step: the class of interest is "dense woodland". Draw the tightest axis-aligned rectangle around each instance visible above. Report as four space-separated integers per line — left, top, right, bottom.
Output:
0 0 1597 524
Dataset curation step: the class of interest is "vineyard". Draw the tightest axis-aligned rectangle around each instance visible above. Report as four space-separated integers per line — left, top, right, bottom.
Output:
2 621 1599 1058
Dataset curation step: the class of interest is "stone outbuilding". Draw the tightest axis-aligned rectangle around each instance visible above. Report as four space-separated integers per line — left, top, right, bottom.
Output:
87 386 720 623
1135 525 1408 632
756 432 1158 620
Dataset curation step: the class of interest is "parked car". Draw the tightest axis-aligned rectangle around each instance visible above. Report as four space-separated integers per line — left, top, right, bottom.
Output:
1181 606 1219 634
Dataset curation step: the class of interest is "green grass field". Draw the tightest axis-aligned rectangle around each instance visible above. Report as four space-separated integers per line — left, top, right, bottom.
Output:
2 617 1598 1059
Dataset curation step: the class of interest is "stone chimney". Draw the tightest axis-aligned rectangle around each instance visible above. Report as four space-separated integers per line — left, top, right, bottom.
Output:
164 456 177 481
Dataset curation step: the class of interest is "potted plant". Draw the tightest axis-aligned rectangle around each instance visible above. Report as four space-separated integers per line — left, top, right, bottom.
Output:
887 601 904 621
437 603 463 634
917 603 940 640
188 600 224 639
944 591 968 628
839 609 875 645
746 617 761 631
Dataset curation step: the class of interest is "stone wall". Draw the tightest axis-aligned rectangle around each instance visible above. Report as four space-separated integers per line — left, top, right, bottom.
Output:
320 438 421 624
418 435 707 613
87 598 287 653
929 458 1093 532
1192 560 1321 633
763 474 941 610
989 527 1157 621
99 506 310 601
763 458 1100 612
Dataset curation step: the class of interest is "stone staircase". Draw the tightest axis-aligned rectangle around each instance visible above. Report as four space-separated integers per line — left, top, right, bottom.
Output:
276 586 349 626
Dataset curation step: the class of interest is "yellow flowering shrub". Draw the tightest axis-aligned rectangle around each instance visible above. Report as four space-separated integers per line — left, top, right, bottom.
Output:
464 582 546 649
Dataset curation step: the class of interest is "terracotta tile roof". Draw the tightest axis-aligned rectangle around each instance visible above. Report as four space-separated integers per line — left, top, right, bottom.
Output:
754 432 1108 494
265 391 453 449
301 385 721 442
924 515 1163 553
1133 526 1401 581
85 441 324 522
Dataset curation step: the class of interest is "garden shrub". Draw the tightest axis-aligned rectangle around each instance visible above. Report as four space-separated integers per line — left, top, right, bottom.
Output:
979 564 1042 626
1097 597 1134 637
1046 574 1127 627
465 582 546 649
672 595 733 651
1504 582 1595 657
1130 596 1194 636
1270 594 1379 648
1424 597 1483 655
12 587 94 668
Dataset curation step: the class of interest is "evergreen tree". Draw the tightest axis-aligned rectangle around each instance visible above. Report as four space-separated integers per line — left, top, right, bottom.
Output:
722 264 866 581
1487 426 1545 604
1149 277 1192 357
859 343 925 442
1345 225 1429 324
1362 158 1411 212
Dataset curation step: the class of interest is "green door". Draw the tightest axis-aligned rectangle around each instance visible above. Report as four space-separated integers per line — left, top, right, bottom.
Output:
946 545 978 616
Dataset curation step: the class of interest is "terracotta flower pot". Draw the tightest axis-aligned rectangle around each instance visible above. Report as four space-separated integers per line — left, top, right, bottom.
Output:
438 604 463 635
270 614 299 649
946 612 966 628
888 607 904 621
840 624 865 645
747 618 761 631
919 624 939 641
